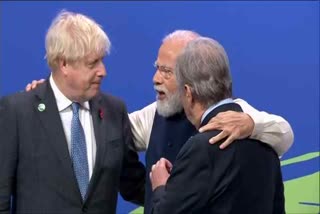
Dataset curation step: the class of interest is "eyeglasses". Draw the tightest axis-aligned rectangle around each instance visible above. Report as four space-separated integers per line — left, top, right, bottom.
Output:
153 62 174 79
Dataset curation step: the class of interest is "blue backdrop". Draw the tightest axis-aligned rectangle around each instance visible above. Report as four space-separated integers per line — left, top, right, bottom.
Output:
1 1 319 213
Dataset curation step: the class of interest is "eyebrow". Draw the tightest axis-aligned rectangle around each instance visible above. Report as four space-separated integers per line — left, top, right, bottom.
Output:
154 61 173 70
89 59 99 64
87 56 104 65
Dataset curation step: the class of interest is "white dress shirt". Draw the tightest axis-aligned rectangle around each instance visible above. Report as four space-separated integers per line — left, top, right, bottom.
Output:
129 99 294 156
50 75 96 180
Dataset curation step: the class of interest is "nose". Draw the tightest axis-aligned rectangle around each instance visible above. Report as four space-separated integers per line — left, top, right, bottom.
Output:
153 69 164 85
97 62 107 78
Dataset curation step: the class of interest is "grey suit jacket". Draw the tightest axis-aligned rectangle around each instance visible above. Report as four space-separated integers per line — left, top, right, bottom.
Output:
0 81 145 214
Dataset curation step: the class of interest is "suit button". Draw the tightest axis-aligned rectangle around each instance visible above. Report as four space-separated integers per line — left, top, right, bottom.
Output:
168 141 173 147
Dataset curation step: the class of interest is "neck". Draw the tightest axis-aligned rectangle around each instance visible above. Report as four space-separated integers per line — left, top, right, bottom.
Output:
188 103 206 129
52 72 80 102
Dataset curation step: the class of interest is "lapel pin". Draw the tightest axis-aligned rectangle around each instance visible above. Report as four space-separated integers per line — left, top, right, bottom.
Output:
38 103 46 112
99 108 104 119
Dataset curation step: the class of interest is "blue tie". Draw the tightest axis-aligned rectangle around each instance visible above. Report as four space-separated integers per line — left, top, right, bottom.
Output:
71 102 89 200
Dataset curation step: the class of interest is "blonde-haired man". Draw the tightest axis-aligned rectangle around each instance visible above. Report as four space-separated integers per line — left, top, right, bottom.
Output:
0 10 145 213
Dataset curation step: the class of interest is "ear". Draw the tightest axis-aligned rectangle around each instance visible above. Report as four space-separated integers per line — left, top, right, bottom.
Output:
58 58 69 76
184 84 194 104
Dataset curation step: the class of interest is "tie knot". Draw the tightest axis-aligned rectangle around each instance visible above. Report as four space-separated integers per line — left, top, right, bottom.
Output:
71 102 81 114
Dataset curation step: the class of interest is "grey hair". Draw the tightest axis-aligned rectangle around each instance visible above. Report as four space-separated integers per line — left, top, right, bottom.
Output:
162 30 201 44
175 37 232 108
45 10 111 70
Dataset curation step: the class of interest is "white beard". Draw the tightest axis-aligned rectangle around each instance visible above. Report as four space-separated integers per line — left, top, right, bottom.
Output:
155 87 183 117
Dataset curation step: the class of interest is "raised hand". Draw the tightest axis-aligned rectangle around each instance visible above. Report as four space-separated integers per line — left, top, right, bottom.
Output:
25 79 46 91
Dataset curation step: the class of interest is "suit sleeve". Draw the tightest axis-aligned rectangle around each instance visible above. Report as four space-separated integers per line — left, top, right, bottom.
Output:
0 97 18 213
151 135 236 214
119 102 146 206
234 98 294 156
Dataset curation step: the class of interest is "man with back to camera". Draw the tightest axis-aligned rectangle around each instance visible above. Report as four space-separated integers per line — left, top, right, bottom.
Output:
0 10 145 213
150 37 285 213
25 30 293 213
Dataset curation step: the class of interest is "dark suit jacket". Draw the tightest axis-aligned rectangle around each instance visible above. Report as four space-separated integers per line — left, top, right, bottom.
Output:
151 103 285 214
0 81 145 214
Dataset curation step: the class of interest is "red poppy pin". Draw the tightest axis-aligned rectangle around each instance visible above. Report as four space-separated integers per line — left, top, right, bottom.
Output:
99 108 104 120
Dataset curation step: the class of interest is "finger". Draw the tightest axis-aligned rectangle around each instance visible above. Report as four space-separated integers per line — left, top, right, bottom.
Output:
159 160 168 171
165 160 173 169
220 111 234 116
149 172 152 180
219 134 237 149
209 130 229 144
159 158 167 164
39 79 46 83
217 111 235 118
214 112 228 119
25 84 31 92
163 160 173 172
151 164 156 171
156 161 162 169
31 80 38 89
199 122 219 133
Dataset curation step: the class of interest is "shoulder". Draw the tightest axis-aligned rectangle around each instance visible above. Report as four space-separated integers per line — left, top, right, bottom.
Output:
0 90 35 108
99 92 125 104
1 80 53 106
130 101 156 115
141 101 157 113
99 92 126 109
129 101 156 122
97 92 131 120
178 129 252 164
0 91 38 123
179 130 222 157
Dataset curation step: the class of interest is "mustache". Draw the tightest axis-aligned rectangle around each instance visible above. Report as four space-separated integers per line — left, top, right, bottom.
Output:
154 85 168 93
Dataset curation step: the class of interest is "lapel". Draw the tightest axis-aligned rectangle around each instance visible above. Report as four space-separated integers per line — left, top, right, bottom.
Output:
33 81 81 201
84 94 105 202
200 103 243 128
84 93 123 203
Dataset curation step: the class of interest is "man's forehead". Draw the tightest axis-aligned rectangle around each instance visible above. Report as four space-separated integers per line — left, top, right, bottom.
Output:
155 57 174 68
161 39 187 51
160 38 188 54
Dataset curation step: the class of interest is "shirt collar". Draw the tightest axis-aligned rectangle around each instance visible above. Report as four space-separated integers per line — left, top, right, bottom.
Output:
49 74 90 112
200 98 234 124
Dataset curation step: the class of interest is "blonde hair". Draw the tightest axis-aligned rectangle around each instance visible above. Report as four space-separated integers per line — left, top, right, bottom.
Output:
45 10 111 70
